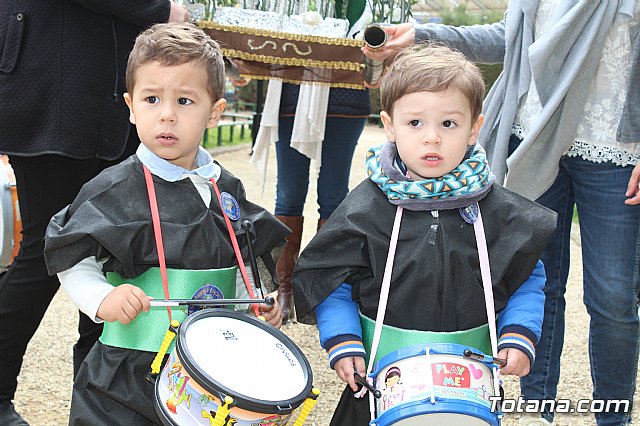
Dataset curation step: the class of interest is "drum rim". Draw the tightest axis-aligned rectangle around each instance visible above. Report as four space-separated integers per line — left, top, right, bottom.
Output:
153 384 180 426
176 309 314 415
372 343 495 377
374 398 500 426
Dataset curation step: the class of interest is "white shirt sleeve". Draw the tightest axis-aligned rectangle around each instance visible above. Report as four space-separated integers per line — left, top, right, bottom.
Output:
58 175 213 322
57 256 114 323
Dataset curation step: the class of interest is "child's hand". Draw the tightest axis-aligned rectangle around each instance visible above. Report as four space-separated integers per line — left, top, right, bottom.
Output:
97 284 150 324
334 356 366 392
497 348 531 377
259 292 283 329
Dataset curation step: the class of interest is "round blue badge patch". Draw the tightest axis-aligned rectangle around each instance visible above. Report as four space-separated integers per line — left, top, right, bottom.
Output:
220 192 241 221
459 203 480 224
188 284 224 315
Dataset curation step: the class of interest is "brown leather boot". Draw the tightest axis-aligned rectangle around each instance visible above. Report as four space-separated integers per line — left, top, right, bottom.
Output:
317 218 328 231
275 216 304 323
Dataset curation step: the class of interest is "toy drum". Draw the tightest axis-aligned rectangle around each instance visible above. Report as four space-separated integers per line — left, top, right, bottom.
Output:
154 309 314 425
370 343 500 426
0 157 20 271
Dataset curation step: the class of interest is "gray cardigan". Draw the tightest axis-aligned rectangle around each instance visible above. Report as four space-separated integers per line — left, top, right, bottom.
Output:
416 0 639 200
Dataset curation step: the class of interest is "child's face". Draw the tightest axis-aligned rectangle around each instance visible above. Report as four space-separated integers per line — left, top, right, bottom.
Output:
380 89 483 180
124 61 225 170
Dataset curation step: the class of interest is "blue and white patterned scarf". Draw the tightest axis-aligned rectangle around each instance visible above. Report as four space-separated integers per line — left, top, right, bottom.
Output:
367 142 495 211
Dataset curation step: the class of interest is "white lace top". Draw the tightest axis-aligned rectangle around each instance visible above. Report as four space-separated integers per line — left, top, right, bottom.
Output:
513 0 640 166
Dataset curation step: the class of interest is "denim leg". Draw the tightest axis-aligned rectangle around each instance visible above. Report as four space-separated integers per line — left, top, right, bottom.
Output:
569 157 640 426
275 117 311 217
520 158 574 423
317 117 365 219
521 156 640 425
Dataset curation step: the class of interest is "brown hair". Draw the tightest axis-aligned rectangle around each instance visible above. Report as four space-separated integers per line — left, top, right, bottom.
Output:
126 23 225 101
380 43 485 120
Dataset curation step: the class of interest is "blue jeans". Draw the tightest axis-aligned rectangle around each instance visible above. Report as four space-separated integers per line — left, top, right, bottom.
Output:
517 150 640 425
275 116 365 219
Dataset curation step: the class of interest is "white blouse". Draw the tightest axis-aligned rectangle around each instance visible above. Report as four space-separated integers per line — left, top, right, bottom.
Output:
513 0 640 166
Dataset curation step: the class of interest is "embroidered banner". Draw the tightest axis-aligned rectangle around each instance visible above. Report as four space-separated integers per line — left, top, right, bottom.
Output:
199 21 367 89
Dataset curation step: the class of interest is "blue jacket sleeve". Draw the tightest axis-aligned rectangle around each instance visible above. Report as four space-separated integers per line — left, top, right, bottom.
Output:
497 260 546 365
315 283 366 368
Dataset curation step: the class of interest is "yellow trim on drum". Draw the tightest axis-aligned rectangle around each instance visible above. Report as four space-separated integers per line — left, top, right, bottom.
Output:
210 396 234 426
292 388 321 426
149 320 180 376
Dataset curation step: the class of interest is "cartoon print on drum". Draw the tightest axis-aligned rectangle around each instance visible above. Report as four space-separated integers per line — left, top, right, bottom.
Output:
381 366 406 412
476 383 491 402
432 362 471 388
252 415 289 425
201 410 239 425
469 363 485 379
165 362 193 414
198 394 214 407
201 409 215 424
199 394 220 426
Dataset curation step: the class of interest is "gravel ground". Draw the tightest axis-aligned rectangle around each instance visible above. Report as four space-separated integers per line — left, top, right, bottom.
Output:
14 125 639 425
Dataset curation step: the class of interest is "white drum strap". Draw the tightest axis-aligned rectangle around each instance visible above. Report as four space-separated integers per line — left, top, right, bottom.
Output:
363 205 501 421
472 209 501 395
360 205 404 423
424 346 436 404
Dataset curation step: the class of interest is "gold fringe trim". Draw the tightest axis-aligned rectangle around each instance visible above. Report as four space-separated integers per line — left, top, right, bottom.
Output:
199 21 364 48
222 48 362 71
240 74 366 90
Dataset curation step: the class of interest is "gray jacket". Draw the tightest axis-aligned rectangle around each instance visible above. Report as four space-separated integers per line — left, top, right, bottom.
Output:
416 0 639 200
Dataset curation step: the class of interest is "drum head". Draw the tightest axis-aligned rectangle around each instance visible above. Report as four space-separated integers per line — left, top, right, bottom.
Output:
177 309 312 413
0 164 13 268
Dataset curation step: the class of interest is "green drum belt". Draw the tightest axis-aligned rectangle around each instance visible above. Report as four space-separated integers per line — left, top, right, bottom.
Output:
101 266 237 352
360 312 492 365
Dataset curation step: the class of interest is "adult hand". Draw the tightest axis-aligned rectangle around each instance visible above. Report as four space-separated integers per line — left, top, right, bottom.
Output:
228 76 252 87
168 1 190 23
334 356 366 392
363 75 384 89
625 163 640 205
97 284 150 324
361 23 416 62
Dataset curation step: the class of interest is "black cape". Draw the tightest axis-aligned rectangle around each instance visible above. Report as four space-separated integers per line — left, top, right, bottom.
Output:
44 155 290 425
45 155 289 278
292 179 557 425
293 179 556 329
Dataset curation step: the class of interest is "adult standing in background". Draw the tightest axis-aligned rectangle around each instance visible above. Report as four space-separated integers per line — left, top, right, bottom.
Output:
272 0 371 324
0 2 188 424
363 2 640 425
275 83 369 323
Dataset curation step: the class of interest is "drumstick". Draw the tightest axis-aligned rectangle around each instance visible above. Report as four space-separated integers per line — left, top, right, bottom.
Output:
241 220 264 299
463 349 507 367
150 296 274 307
354 373 381 398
